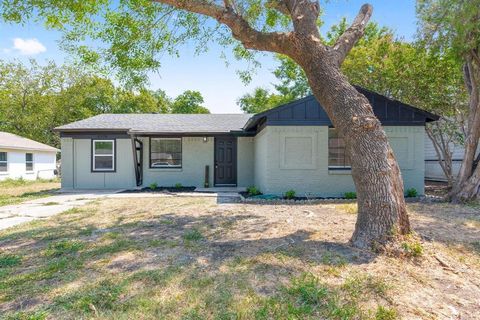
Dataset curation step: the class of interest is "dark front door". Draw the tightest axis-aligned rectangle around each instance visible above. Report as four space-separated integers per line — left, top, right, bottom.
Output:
214 136 237 186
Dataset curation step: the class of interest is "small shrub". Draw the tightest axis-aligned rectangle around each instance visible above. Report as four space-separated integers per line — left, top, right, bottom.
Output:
284 189 296 199
401 239 423 257
246 186 261 196
183 229 203 241
174 182 183 188
344 192 357 199
0 253 21 268
149 182 158 190
405 188 418 198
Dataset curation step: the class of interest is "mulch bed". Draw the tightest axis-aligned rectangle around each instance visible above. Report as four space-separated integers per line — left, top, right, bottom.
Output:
121 186 196 193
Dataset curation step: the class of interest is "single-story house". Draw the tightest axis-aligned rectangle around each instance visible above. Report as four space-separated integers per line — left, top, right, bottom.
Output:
55 87 439 196
0 131 59 181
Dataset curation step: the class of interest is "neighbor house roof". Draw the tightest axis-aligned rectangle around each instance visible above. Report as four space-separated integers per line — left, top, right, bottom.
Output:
0 132 59 152
55 114 254 134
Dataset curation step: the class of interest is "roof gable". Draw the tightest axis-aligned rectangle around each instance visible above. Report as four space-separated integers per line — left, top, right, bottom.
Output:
244 86 439 131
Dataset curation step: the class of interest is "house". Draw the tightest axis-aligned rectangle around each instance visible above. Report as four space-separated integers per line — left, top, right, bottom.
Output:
0 131 59 181
55 87 439 196
424 135 480 181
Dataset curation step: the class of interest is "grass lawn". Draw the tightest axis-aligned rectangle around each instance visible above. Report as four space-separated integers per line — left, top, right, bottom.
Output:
0 197 479 319
0 178 61 207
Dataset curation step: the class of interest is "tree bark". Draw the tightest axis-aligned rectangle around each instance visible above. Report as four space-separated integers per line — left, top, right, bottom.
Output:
451 53 480 202
426 123 454 188
151 0 411 248
291 46 410 248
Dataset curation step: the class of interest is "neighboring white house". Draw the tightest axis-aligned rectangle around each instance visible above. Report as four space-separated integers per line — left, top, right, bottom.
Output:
0 132 59 181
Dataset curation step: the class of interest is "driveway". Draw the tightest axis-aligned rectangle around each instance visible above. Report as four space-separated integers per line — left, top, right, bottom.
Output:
0 190 241 231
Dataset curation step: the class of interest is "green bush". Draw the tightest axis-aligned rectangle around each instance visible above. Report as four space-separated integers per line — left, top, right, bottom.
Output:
246 186 261 196
344 192 357 199
174 183 183 189
284 189 296 199
405 188 418 198
401 239 423 257
149 182 158 190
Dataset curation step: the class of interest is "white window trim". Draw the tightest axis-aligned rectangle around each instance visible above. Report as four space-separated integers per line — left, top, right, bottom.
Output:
0 151 7 174
92 139 115 172
150 137 182 169
25 152 34 173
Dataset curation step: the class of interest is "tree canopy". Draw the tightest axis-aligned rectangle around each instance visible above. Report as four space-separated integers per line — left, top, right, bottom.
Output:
417 0 480 202
237 20 466 120
0 60 210 147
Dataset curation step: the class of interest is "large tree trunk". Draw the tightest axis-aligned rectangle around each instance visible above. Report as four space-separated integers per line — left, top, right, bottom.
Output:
451 55 480 202
294 49 410 248
152 0 411 249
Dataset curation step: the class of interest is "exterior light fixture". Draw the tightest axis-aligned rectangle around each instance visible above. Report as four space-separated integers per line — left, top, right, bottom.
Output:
203 137 208 143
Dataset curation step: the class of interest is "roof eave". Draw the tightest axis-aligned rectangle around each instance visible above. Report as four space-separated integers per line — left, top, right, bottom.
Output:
0 145 59 152
53 128 130 133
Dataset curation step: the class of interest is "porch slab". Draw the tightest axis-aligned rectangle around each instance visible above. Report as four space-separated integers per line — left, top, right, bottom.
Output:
195 187 246 193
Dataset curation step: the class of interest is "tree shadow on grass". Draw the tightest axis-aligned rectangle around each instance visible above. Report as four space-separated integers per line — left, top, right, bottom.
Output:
409 203 480 246
0 210 375 315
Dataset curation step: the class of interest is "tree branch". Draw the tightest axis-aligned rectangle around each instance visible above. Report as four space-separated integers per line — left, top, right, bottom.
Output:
331 3 373 66
151 0 292 54
283 0 321 38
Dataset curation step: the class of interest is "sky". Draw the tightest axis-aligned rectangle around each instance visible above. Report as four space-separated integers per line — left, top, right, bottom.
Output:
0 0 417 113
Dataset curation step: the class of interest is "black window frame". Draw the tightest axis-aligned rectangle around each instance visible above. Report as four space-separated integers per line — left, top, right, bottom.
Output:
149 137 183 169
328 128 351 170
0 151 7 172
91 139 116 172
25 153 34 172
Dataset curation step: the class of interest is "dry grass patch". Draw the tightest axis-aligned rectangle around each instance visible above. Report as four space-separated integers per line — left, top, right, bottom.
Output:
0 178 60 207
0 197 478 319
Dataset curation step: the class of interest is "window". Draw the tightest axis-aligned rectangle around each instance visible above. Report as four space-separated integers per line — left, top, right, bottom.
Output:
92 140 115 171
0 152 7 172
150 138 182 168
26 153 33 172
328 128 351 169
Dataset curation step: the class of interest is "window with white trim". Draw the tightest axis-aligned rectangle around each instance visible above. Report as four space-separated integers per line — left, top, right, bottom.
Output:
0 152 7 172
328 128 351 169
150 138 182 168
92 140 115 171
26 153 33 172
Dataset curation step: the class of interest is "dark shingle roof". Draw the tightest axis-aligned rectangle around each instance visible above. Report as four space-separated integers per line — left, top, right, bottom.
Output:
55 114 253 134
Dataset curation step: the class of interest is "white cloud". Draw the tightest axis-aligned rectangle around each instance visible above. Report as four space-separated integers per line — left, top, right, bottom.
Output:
12 38 47 55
